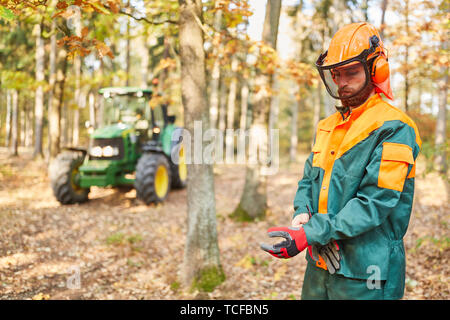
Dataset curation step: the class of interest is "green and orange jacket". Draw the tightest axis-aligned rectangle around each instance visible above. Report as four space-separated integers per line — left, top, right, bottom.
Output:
294 93 421 299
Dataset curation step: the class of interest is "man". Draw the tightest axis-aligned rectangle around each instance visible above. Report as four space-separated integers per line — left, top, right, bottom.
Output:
261 22 421 300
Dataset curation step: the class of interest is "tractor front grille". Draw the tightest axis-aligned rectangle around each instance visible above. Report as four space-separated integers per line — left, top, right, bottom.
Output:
90 137 125 160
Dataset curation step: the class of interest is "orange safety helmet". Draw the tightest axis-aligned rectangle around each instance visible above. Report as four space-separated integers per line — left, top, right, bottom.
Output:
316 22 393 100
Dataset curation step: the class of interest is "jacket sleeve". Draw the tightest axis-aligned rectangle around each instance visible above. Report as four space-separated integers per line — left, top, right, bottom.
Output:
303 122 420 246
293 152 315 218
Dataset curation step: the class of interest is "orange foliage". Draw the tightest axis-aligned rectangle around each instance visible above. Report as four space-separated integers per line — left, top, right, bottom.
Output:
406 110 436 144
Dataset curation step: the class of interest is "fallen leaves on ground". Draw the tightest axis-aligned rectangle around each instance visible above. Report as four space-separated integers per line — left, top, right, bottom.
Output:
0 149 448 300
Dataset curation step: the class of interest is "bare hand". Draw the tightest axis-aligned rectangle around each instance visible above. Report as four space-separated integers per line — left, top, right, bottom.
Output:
291 213 310 227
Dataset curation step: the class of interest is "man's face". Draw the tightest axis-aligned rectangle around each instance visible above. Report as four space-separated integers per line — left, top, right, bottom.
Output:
332 62 366 98
331 62 374 109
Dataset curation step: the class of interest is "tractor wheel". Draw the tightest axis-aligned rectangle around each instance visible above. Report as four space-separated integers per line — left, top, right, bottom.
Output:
49 151 90 204
170 144 187 189
135 153 171 204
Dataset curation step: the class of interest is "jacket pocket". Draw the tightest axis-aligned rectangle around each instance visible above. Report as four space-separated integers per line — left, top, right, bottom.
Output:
378 142 414 192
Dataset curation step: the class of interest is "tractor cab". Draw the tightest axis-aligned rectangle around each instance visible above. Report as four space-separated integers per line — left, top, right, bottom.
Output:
99 87 171 144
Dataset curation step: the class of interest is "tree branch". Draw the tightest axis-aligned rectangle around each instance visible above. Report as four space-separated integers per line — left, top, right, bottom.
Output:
108 5 178 25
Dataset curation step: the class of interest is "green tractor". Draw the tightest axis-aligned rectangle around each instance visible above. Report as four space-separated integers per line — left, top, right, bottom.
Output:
49 87 187 205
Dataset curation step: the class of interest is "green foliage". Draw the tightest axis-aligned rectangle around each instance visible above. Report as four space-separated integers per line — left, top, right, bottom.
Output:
0 6 15 21
106 232 125 245
106 232 143 246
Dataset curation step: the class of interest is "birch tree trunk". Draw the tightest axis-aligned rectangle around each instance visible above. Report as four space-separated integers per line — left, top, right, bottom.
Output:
239 77 249 131
290 94 299 162
49 47 68 159
268 71 280 135
5 90 11 147
313 84 322 147
11 89 19 156
178 0 223 292
89 92 96 129
404 0 410 112
434 60 448 173
380 0 388 39
140 32 150 88
34 21 45 158
25 101 33 147
232 0 281 221
72 14 82 147
225 55 239 156
209 8 223 129
47 19 57 158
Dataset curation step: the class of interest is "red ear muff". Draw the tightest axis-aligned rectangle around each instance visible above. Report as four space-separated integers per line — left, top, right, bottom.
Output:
371 55 389 83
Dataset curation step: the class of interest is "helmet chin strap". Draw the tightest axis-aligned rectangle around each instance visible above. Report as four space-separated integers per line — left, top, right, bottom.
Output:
335 103 351 120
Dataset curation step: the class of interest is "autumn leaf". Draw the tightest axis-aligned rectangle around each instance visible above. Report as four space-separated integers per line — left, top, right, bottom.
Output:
56 1 68 10
90 1 110 15
107 0 120 14
96 41 114 59
32 293 50 300
81 26 89 38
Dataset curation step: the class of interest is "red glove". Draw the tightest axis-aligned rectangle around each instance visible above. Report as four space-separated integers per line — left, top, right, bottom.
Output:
260 227 308 259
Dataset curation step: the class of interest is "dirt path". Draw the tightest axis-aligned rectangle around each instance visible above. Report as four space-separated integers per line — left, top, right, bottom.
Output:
0 149 448 300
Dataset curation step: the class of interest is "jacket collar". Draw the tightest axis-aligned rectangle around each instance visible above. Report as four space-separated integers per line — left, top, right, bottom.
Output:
317 94 383 131
336 93 382 126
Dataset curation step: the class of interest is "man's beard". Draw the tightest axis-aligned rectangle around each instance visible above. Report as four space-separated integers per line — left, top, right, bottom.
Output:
339 81 375 109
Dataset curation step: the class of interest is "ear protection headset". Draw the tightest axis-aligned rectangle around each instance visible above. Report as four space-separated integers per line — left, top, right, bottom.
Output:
369 36 390 84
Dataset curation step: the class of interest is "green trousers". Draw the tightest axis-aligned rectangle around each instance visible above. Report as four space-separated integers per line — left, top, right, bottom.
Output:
301 262 388 300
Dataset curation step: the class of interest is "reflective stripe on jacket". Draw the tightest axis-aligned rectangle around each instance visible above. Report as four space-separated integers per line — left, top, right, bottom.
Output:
294 93 421 299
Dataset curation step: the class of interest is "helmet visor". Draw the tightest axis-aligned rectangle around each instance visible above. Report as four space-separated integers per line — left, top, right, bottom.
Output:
320 60 370 100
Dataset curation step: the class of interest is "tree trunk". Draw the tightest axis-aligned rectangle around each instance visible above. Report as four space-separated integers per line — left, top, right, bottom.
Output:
233 0 281 221
140 32 150 88
290 94 299 162
380 0 388 39
5 90 11 147
89 92 96 129
34 21 45 158
20 104 25 147
209 8 223 130
313 84 322 147
239 77 249 131
25 101 33 147
218 75 227 132
11 89 19 156
268 70 280 137
434 59 448 173
404 0 410 112
47 19 57 158
72 14 82 147
178 0 223 292
49 47 68 159
225 55 239 157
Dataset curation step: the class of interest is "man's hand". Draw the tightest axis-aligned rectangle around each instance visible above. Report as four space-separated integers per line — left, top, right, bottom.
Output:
291 213 310 227
319 241 340 274
292 211 341 274
260 226 308 259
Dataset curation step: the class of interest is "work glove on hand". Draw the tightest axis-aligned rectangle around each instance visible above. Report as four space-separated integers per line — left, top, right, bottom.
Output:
260 226 308 259
309 241 341 274
298 206 341 274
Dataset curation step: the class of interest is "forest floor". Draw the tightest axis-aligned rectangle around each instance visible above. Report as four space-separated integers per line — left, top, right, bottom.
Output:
0 147 448 300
